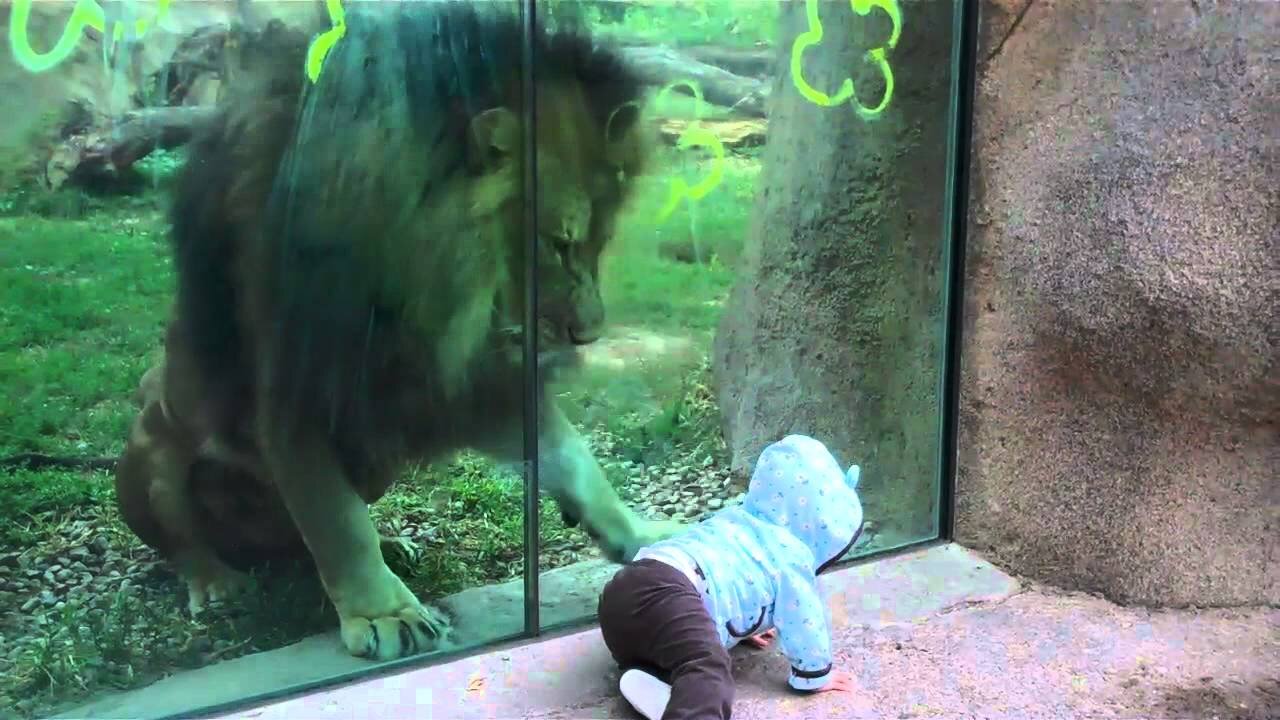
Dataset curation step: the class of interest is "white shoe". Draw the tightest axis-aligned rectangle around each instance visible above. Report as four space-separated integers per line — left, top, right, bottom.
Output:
619 668 673 720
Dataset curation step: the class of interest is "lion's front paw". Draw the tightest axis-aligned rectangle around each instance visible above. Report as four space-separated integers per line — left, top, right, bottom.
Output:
631 518 687 556
601 518 688 563
335 569 451 660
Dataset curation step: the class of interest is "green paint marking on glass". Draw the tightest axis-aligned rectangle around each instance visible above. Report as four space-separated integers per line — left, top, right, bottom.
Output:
9 0 171 74
790 0 901 119
654 79 728 223
306 0 347 84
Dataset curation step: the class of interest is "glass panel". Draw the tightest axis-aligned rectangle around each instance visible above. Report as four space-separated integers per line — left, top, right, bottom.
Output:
1 2 536 717
537 0 961 630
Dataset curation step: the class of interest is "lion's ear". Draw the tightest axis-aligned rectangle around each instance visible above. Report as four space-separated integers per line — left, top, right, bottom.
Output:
605 101 641 145
469 107 520 167
604 101 645 175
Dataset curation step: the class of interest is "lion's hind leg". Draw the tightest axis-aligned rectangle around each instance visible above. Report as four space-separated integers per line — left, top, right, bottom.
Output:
115 383 252 617
175 546 253 616
260 438 452 660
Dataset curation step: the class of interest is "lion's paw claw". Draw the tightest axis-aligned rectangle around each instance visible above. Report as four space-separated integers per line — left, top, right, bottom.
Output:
379 535 423 568
340 602 452 660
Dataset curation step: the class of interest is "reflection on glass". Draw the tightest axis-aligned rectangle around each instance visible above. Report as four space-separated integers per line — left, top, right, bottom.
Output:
0 0 961 717
0 1 631 717
538 0 959 629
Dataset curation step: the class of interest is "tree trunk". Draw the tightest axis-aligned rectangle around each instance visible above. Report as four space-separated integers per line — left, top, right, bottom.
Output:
712 1 956 539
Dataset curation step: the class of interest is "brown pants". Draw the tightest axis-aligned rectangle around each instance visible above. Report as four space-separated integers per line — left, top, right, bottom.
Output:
597 559 734 720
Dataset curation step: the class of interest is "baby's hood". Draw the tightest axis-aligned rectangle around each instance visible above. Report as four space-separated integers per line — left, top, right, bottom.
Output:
741 435 864 573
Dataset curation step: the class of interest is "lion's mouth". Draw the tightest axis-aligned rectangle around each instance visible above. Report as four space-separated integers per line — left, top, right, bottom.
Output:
567 326 600 345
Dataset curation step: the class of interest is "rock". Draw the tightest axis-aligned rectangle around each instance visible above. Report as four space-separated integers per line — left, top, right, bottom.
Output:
956 0 1279 606
40 590 57 606
21 597 38 613
711 1 955 542
707 498 723 510
92 537 110 555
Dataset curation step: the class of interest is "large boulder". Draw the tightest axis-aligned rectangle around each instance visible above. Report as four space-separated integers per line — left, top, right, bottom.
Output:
956 0 1278 606
713 1 956 541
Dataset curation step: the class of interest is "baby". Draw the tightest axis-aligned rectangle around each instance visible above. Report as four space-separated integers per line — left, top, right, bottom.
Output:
596 434 865 720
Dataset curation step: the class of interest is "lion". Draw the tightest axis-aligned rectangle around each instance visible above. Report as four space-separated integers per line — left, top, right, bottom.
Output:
112 3 686 661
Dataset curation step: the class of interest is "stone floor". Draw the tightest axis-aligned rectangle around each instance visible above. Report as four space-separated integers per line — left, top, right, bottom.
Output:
60 543 1278 720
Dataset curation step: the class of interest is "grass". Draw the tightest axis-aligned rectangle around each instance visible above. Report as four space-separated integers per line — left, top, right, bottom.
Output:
0 139 756 717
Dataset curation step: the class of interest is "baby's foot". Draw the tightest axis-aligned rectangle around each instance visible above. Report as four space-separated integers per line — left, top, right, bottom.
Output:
619 668 672 720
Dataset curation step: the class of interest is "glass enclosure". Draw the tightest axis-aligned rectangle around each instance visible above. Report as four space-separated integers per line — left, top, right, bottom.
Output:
0 1 974 718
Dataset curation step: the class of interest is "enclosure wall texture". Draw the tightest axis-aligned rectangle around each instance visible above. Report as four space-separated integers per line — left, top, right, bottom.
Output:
956 0 1279 607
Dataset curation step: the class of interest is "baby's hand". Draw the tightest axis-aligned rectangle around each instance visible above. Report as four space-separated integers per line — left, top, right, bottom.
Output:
812 669 856 694
742 628 777 649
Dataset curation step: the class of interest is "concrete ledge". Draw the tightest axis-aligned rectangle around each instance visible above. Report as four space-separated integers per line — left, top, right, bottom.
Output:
60 542 1006 719
201 543 1017 720
62 542 1279 719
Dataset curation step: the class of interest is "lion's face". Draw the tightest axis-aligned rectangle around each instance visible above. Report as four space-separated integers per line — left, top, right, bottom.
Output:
533 153 614 348
472 90 648 357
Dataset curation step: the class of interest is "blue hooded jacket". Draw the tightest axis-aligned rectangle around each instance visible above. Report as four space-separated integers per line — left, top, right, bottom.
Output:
635 435 865 691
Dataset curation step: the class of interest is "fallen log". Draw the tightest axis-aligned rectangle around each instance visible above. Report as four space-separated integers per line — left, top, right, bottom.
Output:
41 38 769 191
45 105 218 190
678 45 775 79
659 118 768 150
617 45 769 118
107 105 219 167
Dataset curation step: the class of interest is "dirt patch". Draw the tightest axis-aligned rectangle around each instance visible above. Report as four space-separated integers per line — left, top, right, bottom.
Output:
580 326 701 372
